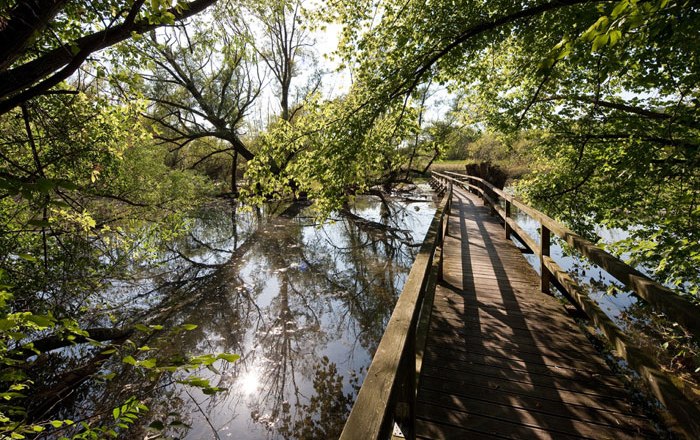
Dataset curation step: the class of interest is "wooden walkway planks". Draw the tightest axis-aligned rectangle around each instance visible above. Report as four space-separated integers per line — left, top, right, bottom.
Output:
414 188 655 439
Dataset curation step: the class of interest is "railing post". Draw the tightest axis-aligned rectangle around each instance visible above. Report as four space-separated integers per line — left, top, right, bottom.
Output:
438 209 445 282
444 182 451 238
394 329 416 440
505 200 512 240
540 225 551 294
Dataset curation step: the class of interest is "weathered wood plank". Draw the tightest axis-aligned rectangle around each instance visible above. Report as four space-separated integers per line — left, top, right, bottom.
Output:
417 393 653 439
423 344 614 376
419 367 637 413
425 336 611 371
428 309 593 346
417 375 649 423
422 347 619 385
421 356 626 395
415 187 656 439
417 401 599 440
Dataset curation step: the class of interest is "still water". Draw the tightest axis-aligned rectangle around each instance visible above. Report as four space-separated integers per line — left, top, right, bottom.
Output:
70 190 437 439
46 186 692 439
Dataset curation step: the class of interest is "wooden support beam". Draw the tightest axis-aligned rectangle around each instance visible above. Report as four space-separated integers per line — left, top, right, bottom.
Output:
540 225 551 294
505 199 512 240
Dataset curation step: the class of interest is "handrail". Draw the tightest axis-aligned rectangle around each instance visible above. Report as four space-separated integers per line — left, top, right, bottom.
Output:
434 171 700 335
339 178 452 440
432 170 700 439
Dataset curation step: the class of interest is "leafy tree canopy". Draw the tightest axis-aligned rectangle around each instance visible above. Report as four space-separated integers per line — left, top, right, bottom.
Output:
0 0 217 115
320 0 699 292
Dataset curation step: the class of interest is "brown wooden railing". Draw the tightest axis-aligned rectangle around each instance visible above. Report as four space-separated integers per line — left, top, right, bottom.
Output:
433 170 700 439
339 177 451 440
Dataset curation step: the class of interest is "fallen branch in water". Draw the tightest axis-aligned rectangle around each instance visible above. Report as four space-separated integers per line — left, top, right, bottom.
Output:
14 327 135 360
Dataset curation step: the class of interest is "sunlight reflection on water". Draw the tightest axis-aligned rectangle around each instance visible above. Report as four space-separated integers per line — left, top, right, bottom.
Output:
93 187 438 440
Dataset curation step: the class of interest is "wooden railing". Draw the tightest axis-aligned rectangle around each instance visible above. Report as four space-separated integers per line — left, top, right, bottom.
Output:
339 177 452 440
433 170 700 439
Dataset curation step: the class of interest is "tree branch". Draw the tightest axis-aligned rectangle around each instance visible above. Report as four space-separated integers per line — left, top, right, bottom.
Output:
0 0 69 71
388 0 597 100
542 94 700 129
0 0 216 115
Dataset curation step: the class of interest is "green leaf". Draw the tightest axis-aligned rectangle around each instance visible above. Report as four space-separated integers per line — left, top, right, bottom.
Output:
217 353 240 363
34 178 56 193
17 254 38 262
133 323 151 332
608 29 622 46
26 314 55 328
180 323 198 331
55 179 79 190
122 355 137 365
611 0 629 18
138 358 157 369
592 34 609 52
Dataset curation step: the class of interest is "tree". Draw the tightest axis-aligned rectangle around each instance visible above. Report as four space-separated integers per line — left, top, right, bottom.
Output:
321 0 699 293
242 92 420 216
231 0 321 199
122 12 264 194
0 88 220 437
0 0 217 115
239 0 316 123
0 3 230 434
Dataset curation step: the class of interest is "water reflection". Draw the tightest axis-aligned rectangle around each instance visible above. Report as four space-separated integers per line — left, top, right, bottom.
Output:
50 191 436 439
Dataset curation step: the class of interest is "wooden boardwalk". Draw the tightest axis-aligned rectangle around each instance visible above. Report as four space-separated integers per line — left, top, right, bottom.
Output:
414 187 655 439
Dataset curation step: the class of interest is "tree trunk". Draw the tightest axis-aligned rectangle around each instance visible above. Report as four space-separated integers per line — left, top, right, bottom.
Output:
231 150 238 195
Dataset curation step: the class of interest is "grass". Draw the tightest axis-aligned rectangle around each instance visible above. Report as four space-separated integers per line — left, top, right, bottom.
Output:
429 161 469 173
428 159 532 180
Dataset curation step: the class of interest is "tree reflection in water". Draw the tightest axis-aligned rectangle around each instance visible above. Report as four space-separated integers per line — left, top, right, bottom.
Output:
50 192 436 439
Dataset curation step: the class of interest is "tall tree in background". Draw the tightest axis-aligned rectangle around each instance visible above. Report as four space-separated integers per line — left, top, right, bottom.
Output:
124 12 264 194
241 0 315 123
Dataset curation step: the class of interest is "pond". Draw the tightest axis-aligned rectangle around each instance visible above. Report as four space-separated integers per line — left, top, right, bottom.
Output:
46 188 437 439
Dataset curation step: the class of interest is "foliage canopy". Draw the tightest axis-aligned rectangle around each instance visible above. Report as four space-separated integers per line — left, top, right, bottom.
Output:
322 0 699 293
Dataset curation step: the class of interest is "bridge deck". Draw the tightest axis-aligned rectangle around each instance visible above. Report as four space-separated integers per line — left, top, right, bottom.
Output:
415 188 655 439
